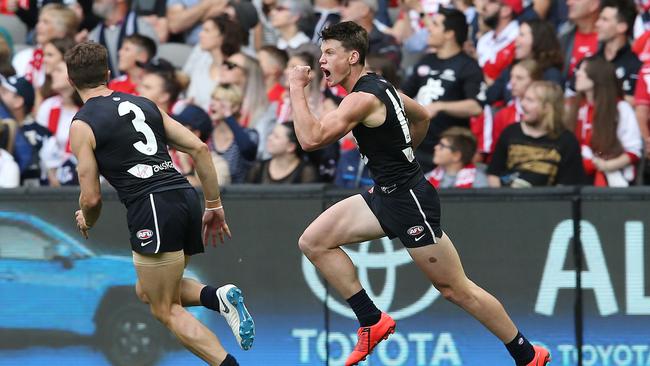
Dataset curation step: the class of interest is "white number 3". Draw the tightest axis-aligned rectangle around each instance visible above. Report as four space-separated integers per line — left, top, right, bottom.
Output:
118 101 157 156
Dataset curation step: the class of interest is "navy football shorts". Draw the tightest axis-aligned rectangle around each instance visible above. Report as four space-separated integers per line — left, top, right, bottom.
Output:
361 177 443 248
126 188 204 255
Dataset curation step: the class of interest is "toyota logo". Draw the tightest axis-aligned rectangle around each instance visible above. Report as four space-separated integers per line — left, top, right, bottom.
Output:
302 237 440 320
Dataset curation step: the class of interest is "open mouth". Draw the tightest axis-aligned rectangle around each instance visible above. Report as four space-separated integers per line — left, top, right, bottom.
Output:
321 68 331 79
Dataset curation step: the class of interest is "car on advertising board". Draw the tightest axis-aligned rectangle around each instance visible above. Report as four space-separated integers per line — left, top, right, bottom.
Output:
0 211 205 366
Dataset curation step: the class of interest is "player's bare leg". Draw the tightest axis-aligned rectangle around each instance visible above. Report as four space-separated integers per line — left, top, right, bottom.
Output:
299 194 395 365
134 250 228 365
135 257 255 351
408 232 549 365
299 194 385 298
136 277 203 306
135 253 225 306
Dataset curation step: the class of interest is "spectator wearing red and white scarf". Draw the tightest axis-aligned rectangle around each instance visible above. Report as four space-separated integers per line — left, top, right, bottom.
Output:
426 127 488 188
568 56 642 186
12 4 79 89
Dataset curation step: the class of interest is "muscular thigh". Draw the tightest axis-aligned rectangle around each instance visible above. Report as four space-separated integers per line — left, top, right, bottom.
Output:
406 232 468 288
133 250 185 306
303 194 386 248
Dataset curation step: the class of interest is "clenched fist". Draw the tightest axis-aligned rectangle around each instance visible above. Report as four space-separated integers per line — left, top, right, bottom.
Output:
288 65 313 89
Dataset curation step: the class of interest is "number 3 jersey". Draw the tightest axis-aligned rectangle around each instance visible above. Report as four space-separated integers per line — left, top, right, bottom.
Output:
73 92 191 205
351 73 421 189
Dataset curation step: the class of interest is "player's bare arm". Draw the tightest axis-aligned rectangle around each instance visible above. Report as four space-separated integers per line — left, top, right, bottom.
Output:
70 120 102 238
400 92 430 150
160 108 232 244
426 99 482 119
289 65 376 150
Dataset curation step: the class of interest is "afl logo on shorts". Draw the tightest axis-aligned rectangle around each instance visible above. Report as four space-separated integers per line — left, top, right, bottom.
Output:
137 229 153 240
407 225 424 236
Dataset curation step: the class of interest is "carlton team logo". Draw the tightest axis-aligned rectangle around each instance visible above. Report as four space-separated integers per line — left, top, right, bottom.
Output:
302 237 440 320
137 229 153 240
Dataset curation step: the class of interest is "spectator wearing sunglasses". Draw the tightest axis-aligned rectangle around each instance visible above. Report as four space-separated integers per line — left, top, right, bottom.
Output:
268 0 312 51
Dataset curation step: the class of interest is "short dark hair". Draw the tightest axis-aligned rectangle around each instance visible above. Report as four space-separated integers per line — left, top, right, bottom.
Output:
320 21 368 66
123 34 157 61
65 42 109 90
600 0 636 37
440 127 477 165
438 8 468 46
282 121 305 157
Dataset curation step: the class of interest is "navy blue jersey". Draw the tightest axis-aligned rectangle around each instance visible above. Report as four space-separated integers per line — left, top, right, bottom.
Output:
73 92 190 205
351 73 421 189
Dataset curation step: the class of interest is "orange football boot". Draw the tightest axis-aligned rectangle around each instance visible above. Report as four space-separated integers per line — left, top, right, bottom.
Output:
345 312 396 366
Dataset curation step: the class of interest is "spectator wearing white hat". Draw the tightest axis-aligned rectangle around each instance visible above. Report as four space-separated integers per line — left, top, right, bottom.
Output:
0 75 51 186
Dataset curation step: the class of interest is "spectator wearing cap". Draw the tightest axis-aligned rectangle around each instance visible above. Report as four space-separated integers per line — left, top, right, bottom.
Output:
268 0 312 51
0 74 51 186
108 34 157 95
169 104 215 186
227 0 259 54
12 4 79 89
340 0 402 65
89 0 158 79
184 14 243 111
558 0 600 80
168 0 258 46
136 57 185 114
476 0 520 84
208 83 258 183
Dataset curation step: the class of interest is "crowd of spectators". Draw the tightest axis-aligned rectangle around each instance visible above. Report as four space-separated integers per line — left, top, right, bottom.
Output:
1 0 649 189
